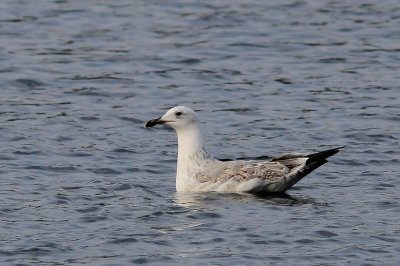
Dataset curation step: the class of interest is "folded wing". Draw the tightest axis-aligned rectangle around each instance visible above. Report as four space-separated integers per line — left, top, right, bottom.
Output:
195 147 343 193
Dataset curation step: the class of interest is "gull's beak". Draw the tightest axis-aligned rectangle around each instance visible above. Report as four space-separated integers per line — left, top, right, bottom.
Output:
144 117 166 128
144 115 176 128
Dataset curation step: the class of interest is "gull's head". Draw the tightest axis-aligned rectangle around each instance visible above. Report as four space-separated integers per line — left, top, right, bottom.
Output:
144 106 199 131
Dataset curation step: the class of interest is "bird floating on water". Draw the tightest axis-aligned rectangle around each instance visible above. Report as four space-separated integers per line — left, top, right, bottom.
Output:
144 106 342 193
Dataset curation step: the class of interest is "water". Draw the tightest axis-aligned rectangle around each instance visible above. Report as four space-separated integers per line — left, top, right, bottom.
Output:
1 0 399 265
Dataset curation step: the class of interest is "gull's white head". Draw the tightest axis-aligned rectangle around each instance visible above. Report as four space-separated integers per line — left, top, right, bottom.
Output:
144 106 199 131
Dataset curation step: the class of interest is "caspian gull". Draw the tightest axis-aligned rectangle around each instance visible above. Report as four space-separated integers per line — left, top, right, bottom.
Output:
144 106 342 193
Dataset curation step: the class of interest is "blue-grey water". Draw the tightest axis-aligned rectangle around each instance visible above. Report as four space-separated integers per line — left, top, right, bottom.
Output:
1 0 399 265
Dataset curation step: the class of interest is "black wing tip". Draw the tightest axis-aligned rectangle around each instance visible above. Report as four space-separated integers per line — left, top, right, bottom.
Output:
303 159 328 175
306 146 344 165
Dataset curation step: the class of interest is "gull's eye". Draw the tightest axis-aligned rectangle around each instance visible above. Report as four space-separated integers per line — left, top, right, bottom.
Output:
175 111 182 117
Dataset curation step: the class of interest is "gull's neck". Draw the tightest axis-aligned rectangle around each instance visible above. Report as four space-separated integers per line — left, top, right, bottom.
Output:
175 124 215 191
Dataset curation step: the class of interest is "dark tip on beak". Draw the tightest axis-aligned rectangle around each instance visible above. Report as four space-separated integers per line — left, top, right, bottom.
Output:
144 117 164 128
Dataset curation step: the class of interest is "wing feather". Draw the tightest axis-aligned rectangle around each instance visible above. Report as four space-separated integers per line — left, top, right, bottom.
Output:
194 148 342 193
195 160 289 184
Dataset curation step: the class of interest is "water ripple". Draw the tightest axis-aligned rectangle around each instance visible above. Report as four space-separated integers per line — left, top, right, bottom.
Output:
0 0 399 265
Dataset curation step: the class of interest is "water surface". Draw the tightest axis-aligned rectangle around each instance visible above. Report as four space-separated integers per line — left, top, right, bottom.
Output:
1 0 399 265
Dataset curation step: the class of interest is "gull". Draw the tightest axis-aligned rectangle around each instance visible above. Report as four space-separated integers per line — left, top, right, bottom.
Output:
144 106 342 193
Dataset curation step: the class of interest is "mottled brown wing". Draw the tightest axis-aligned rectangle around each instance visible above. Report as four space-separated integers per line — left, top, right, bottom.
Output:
195 161 289 184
